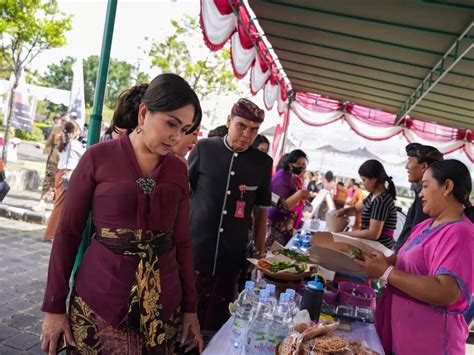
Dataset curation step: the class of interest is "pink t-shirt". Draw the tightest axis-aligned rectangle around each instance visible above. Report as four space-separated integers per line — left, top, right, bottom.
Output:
391 216 473 354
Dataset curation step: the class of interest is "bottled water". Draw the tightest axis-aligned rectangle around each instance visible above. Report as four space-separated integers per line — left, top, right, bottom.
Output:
291 230 303 250
267 293 292 354
237 280 256 307
300 233 312 254
247 290 272 355
285 288 298 317
230 302 253 351
254 278 267 297
265 284 278 310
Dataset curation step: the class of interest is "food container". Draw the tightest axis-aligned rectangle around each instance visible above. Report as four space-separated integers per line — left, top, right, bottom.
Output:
338 282 376 309
336 304 354 317
322 285 339 305
325 212 348 232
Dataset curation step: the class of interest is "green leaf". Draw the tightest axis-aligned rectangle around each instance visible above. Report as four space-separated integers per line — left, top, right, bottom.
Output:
147 13 242 119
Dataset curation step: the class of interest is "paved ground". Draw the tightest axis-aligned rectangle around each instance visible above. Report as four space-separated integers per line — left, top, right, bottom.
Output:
0 217 51 354
1 190 53 213
17 142 45 163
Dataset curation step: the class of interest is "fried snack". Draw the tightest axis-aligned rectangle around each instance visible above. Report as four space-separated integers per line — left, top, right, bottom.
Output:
294 323 310 333
310 333 348 353
348 340 380 355
278 331 300 355
257 259 272 270
279 321 344 355
300 321 339 340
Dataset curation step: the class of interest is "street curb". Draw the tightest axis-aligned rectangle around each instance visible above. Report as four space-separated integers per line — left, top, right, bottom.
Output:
0 204 50 225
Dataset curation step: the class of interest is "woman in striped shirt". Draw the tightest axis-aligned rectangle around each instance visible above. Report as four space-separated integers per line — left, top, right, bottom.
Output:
335 159 397 249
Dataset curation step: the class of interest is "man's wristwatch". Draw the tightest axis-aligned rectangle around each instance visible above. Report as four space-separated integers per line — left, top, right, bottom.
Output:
380 265 395 283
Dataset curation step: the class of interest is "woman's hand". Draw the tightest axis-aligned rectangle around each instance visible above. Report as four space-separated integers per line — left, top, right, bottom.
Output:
181 312 203 353
252 249 265 259
353 251 391 278
333 208 347 218
41 313 75 354
299 189 311 200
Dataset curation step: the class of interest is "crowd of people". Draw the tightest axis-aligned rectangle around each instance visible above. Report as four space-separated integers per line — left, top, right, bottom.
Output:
37 73 473 355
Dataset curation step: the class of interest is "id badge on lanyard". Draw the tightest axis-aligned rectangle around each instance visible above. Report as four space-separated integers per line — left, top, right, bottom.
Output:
235 185 246 219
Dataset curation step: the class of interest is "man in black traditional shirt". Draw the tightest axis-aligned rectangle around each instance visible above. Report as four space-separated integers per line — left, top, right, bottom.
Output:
394 143 443 253
188 98 272 332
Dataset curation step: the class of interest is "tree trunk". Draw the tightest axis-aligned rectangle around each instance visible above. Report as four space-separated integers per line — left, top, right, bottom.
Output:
2 69 20 165
211 84 223 125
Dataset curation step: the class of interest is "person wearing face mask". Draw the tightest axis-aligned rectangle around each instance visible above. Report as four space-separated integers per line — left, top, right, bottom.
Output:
354 160 473 354
266 149 311 247
40 74 203 354
394 143 443 253
188 98 272 334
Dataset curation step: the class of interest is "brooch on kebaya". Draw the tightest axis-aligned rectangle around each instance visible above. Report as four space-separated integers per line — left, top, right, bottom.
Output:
136 178 156 195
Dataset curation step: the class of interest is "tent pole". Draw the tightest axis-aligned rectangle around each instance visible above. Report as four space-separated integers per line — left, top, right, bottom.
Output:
71 0 118 280
87 0 118 146
280 94 293 155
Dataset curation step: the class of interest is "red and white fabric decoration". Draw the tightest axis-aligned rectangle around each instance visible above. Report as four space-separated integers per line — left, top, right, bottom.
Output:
200 1 472 163
200 0 289 112
288 92 473 162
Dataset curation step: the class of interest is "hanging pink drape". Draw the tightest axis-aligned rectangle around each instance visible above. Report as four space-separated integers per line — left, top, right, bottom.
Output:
290 92 473 162
200 0 289 112
200 1 473 163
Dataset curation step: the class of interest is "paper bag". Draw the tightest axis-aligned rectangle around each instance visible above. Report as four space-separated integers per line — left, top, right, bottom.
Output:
308 231 393 277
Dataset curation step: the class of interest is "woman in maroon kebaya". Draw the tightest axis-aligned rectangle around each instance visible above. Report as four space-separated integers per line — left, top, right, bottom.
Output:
41 74 203 354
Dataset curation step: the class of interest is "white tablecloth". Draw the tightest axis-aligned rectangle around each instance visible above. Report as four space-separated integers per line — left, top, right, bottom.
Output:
203 317 385 354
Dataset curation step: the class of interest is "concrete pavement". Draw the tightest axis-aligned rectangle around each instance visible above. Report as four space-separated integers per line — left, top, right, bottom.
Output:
0 217 51 354
0 190 52 225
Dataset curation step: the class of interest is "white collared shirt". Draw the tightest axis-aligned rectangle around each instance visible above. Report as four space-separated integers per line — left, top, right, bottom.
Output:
57 140 85 170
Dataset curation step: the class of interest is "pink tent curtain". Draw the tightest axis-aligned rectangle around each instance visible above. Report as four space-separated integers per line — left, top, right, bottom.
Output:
290 92 473 162
200 0 473 163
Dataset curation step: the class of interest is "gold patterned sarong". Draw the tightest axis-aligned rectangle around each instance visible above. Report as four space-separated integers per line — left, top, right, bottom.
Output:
95 228 174 350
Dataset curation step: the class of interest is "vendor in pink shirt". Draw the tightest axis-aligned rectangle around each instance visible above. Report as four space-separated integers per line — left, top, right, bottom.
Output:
355 159 473 355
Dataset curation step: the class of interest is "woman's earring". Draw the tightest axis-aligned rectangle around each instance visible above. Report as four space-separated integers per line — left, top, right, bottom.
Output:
136 127 142 134
443 192 448 196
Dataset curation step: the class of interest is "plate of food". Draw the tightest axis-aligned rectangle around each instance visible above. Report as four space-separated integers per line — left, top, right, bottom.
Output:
248 254 315 281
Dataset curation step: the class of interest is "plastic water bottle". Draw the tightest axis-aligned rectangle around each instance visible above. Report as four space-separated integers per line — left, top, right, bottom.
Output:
247 290 272 354
267 293 292 354
265 284 278 310
291 230 303 250
237 280 256 307
230 302 253 351
285 288 298 317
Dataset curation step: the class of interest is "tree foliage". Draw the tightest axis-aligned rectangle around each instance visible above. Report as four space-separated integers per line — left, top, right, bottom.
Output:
0 0 72 163
83 55 149 109
148 15 241 121
41 56 75 90
0 0 72 74
40 55 149 110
